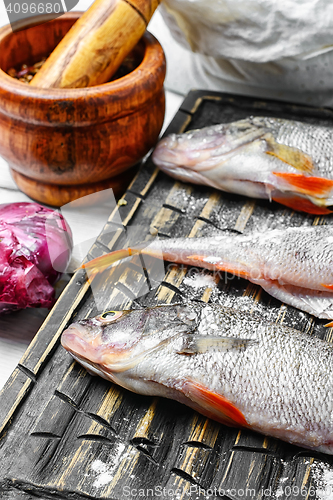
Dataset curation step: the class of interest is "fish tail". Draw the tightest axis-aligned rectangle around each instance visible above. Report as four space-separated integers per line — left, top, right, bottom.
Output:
78 241 177 274
78 248 136 273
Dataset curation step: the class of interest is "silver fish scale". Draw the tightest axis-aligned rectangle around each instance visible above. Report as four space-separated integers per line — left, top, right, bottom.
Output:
137 303 332 450
135 224 333 318
254 116 333 174
227 226 333 287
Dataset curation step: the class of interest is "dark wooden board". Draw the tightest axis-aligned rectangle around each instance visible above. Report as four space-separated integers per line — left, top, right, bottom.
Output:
0 90 332 499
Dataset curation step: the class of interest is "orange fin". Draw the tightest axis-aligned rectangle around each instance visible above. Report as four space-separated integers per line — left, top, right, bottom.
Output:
272 194 332 215
187 254 250 278
265 136 314 173
185 380 247 427
324 321 333 327
77 248 134 273
273 172 333 197
321 284 333 290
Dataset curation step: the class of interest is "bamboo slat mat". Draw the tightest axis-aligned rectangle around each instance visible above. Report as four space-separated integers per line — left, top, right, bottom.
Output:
0 90 332 499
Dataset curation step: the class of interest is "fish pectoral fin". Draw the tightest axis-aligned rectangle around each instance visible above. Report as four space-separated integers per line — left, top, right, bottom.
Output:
177 335 256 354
272 172 333 197
271 193 332 215
324 321 333 327
184 379 247 427
321 283 333 290
264 134 314 173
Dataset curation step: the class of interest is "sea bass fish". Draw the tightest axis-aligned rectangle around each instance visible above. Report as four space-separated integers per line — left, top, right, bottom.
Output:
61 302 333 454
80 225 333 320
152 116 333 214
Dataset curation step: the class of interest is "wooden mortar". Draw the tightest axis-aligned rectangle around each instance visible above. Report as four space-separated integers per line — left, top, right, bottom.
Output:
0 13 166 206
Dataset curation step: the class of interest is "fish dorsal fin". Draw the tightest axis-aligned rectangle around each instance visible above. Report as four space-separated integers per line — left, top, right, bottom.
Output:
264 133 314 173
184 379 247 427
177 335 256 355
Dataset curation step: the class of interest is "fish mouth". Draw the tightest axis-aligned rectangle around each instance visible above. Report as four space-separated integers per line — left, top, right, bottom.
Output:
152 140 184 170
61 324 151 373
61 327 103 364
61 327 133 381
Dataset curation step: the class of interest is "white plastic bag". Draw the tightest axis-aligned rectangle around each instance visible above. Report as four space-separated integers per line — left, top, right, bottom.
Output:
151 0 333 106
160 0 333 62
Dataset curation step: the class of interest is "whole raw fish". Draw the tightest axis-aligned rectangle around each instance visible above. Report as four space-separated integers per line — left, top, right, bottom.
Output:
61 301 333 454
152 116 333 214
80 225 333 320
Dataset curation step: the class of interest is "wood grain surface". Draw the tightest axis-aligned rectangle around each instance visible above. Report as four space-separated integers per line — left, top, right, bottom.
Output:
30 0 161 88
0 91 332 499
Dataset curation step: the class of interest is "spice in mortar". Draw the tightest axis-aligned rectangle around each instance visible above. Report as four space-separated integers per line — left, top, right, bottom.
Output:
7 54 139 84
7 58 46 83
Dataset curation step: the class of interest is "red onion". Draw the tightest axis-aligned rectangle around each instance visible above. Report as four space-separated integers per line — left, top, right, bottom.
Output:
0 202 73 314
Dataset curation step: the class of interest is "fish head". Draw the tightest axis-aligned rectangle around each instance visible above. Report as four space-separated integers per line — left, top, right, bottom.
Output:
152 119 265 179
61 304 198 386
61 309 141 378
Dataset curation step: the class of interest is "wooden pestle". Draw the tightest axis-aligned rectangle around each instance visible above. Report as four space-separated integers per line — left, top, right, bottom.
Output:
30 0 161 88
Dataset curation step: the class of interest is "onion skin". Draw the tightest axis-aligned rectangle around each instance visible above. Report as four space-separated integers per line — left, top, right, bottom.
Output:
0 202 73 314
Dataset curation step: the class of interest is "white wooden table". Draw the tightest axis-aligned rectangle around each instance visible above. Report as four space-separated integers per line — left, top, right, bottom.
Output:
0 1 184 387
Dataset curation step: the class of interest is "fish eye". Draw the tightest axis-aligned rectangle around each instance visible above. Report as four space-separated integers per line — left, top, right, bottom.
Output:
101 311 116 319
100 311 123 322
